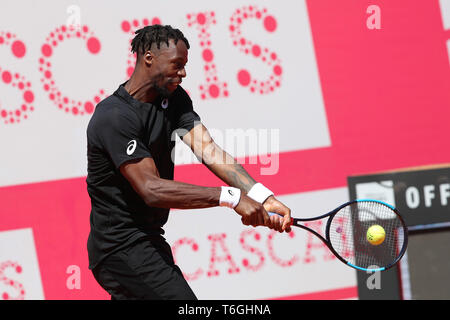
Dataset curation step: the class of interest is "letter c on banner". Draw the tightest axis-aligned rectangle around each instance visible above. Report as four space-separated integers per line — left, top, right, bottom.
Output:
38 25 107 116
171 237 203 281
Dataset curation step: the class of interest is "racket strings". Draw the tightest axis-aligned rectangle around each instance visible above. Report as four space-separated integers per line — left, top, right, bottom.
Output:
328 201 406 269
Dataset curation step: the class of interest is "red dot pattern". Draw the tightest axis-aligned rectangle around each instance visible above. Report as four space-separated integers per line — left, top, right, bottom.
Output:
206 233 240 277
0 31 26 59
302 221 335 264
0 32 33 125
267 230 299 267
229 6 282 94
171 237 203 281
0 261 26 300
187 12 229 100
239 230 265 271
38 25 106 116
121 17 162 79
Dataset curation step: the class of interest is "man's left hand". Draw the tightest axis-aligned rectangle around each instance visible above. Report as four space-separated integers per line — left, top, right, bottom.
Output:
263 196 292 233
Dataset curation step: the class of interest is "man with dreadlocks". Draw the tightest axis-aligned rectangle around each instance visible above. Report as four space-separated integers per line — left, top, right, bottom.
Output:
86 25 291 300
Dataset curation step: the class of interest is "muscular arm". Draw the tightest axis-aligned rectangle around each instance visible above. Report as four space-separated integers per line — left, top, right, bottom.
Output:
120 157 221 209
120 156 269 227
119 124 284 229
182 123 292 232
182 124 257 192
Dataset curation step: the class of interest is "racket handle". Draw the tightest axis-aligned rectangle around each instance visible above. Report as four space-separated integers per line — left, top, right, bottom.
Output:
268 212 294 228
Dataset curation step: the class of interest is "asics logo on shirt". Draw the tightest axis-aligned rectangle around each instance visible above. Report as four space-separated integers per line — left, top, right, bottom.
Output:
127 140 137 155
161 98 169 109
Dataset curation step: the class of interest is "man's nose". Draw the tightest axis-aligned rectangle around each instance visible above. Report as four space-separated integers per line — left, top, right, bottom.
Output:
178 67 187 78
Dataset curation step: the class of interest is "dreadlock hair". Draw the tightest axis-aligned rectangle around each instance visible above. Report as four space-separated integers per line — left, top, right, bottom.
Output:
131 24 190 58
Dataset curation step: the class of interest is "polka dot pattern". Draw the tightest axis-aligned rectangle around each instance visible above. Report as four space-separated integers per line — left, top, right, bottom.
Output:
229 6 282 94
0 32 33 125
0 261 25 300
267 230 299 267
120 17 162 79
206 233 240 277
171 237 203 281
302 221 335 264
38 25 106 116
187 12 229 100
240 230 265 271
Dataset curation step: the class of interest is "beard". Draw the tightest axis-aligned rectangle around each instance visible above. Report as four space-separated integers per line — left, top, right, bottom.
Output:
151 74 176 99
155 84 172 99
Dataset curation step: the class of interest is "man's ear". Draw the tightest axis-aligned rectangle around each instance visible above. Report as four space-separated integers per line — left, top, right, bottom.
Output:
143 50 153 66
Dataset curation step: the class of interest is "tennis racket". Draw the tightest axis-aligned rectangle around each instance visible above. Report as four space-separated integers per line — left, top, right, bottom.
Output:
269 199 408 272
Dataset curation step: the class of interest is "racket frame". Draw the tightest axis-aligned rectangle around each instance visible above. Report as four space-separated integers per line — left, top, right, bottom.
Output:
289 199 408 272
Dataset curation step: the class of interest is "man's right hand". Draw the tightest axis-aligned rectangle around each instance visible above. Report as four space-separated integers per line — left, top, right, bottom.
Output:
234 194 272 228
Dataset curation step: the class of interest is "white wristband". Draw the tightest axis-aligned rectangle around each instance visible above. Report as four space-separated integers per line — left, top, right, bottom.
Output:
247 183 274 204
219 187 241 208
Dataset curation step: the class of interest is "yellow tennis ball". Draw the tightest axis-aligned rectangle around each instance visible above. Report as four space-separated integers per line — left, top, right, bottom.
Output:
367 225 386 245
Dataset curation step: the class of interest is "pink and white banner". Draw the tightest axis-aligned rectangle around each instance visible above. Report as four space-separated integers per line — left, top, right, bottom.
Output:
0 0 449 299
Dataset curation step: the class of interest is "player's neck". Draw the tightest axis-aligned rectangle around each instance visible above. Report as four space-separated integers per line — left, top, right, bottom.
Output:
124 72 159 104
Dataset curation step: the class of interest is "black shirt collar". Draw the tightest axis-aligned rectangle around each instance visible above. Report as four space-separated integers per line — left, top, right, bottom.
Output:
114 82 165 109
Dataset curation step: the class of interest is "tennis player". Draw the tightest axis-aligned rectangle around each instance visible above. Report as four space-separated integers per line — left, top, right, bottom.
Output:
86 25 291 300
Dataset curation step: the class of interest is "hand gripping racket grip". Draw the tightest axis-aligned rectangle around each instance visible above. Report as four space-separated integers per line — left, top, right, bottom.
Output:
268 212 281 217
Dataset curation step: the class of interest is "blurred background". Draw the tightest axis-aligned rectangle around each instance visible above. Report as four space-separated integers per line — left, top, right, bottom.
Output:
0 0 449 300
